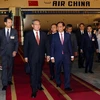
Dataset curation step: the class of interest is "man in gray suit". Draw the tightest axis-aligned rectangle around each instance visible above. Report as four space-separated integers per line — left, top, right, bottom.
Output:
0 17 18 90
66 24 78 70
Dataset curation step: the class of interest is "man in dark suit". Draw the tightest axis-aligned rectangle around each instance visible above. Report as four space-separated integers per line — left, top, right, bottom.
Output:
66 24 78 71
0 17 18 90
24 19 50 98
51 22 74 91
76 23 86 68
66 24 78 57
48 23 57 80
81 25 98 73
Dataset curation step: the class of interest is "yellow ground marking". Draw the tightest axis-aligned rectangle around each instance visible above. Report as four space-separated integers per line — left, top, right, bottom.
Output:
18 51 54 100
11 76 17 100
72 75 100 95
18 51 25 62
19 47 23 53
42 72 72 100
42 84 54 100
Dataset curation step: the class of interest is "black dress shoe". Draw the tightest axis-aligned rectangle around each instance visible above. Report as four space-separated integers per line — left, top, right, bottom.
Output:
61 72 64 74
56 84 61 87
82 66 85 68
85 70 88 73
89 71 94 73
79 65 85 68
38 87 44 90
50 77 53 80
31 92 37 98
78 65 82 68
8 81 13 85
2 86 7 91
36 89 38 92
50 76 55 80
65 87 73 91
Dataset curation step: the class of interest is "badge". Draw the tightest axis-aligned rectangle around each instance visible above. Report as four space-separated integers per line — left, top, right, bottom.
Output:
10 36 15 39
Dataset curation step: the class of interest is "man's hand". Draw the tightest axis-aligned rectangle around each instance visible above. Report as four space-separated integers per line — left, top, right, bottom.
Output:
25 58 28 62
12 51 17 57
47 56 50 62
74 52 78 57
51 58 55 63
80 49 83 53
71 57 74 61
96 49 99 53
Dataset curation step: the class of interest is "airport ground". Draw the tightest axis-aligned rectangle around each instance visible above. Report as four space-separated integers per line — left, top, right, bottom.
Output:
0 47 100 100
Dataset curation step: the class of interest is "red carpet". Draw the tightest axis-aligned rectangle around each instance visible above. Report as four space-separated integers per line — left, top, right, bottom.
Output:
6 49 100 100
43 62 100 100
6 85 11 100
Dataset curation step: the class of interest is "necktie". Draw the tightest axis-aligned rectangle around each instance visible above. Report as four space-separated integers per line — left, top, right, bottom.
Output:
89 33 92 39
60 33 64 45
36 31 40 45
60 33 64 54
7 29 10 41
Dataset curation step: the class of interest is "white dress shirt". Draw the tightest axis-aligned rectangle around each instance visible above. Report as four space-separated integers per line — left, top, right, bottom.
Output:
5 28 11 37
52 32 55 34
33 30 40 39
80 30 84 34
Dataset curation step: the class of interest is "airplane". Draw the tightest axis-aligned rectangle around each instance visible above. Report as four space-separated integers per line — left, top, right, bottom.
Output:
0 0 100 31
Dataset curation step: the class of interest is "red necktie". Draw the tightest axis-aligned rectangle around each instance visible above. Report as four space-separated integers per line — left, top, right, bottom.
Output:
36 31 40 45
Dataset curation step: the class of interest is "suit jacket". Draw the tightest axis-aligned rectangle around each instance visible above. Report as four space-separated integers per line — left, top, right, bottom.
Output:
0 28 18 56
70 33 78 54
81 33 98 53
48 34 53 46
51 32 73 62
47 34 54 56
76 29 86 48
24 30 50 63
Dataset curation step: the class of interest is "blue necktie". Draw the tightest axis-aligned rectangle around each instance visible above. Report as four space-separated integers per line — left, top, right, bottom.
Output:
7 29 10 41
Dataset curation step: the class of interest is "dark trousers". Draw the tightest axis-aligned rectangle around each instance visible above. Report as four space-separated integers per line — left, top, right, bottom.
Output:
85 52 94 72
70 61 73 73
55 56 70 88
97 53 100 61
1 55 13 86
49 61 55 78
78 49 85 68
25 62 30 74
30 61 43 93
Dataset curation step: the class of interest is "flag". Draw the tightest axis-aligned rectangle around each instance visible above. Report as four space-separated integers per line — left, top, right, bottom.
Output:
28 0 38 6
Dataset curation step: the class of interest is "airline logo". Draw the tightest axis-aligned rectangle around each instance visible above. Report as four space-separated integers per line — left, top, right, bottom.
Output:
28 0 38 6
